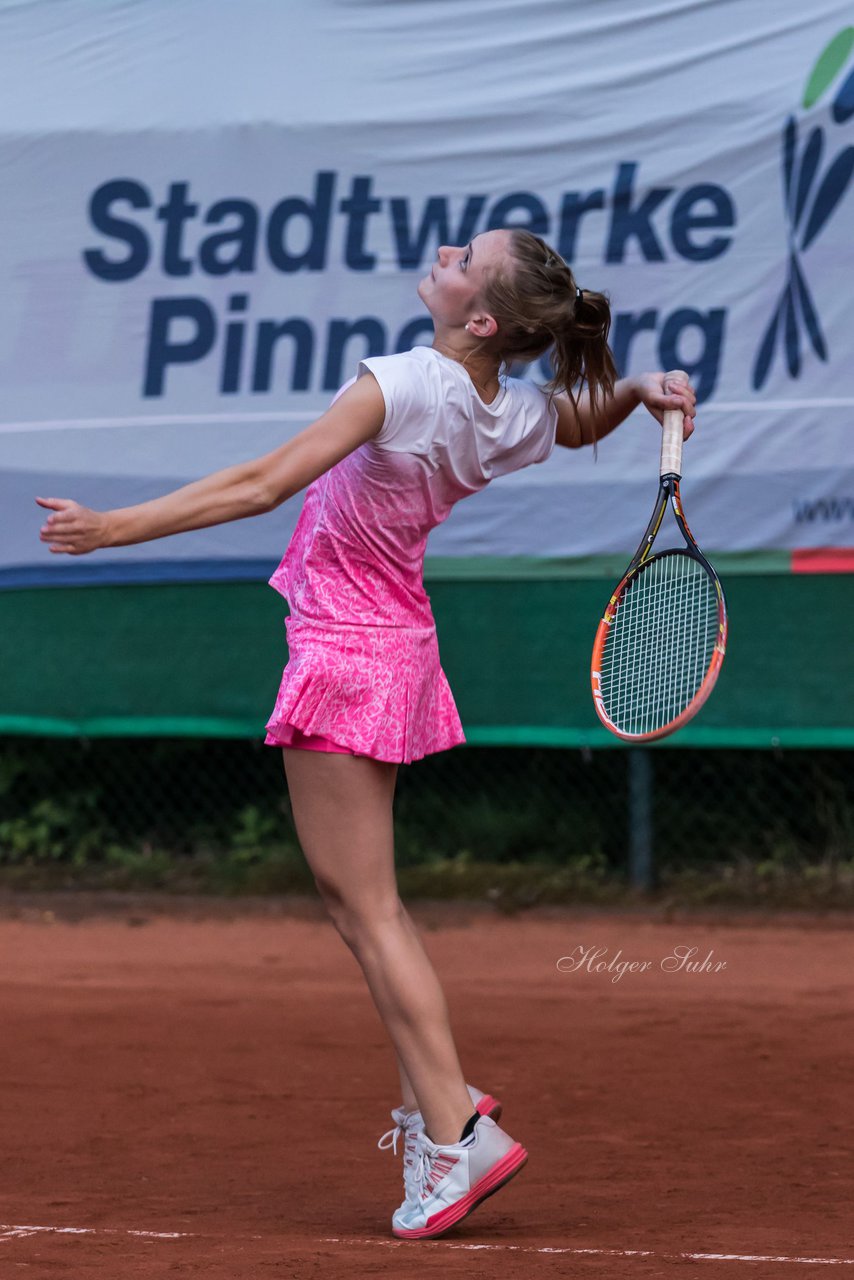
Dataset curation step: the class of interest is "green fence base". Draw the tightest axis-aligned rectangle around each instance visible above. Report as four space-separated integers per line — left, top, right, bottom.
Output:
1 571 852 747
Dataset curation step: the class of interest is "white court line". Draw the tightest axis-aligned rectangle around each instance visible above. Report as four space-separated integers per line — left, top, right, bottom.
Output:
2 397 854 434
0 411 321 433
0 1223 191 1242
696 399 854 412
322 1237 854 1266
3 1225 851 1265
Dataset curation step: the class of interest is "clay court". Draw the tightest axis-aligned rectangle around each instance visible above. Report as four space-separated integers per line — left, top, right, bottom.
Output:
0 896 851 1279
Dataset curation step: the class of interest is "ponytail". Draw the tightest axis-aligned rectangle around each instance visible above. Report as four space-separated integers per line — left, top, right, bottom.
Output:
479 230 617 427
557 284 617 424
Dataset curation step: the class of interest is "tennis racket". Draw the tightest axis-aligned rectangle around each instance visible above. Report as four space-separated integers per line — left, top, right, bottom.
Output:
590 370 728 742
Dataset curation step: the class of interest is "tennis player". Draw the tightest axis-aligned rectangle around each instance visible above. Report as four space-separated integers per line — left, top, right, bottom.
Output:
36 228 695 1239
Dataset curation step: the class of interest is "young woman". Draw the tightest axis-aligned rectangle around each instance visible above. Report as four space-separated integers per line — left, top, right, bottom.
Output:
36 228 696 1240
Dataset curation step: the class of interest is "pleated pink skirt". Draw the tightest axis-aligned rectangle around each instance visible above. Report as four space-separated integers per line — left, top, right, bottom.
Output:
264 613 466 765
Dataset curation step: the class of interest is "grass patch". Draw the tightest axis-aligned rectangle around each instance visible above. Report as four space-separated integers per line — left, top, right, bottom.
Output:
1 737 852 909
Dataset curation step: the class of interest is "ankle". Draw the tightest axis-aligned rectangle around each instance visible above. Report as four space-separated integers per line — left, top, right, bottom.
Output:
459 1110 479 1142
425 1110 480 1147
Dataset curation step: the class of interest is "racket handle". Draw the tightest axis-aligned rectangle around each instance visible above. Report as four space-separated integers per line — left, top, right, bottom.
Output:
660 369 690 478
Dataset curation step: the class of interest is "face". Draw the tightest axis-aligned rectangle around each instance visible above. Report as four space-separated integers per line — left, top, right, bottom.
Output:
417 228 513 333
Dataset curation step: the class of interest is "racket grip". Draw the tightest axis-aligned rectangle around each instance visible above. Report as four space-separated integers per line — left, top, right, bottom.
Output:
660 369 690 478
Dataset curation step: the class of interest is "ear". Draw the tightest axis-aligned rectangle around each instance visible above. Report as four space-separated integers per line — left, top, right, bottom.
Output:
467 312 498 340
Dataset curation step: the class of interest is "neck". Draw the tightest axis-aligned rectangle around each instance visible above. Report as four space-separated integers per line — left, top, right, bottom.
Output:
431 334 502 399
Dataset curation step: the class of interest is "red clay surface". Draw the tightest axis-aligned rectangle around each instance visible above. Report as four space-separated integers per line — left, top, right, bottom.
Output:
0 895 851 1279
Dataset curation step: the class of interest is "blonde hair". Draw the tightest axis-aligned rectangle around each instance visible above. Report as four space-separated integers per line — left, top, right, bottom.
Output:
480 230 617 424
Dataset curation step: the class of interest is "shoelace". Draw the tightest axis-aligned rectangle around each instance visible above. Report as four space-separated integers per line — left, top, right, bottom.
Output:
410 1133 453 1198
412 1143 429 1189
377 1124 404 1156
411 1126 478 1198
377 1112 420 1158
379 1112 426 1211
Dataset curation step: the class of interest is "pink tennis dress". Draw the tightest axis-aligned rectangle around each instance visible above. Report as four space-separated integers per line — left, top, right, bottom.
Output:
264 346 557 764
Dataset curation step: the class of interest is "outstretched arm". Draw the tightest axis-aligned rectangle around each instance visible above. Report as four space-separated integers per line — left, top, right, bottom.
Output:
37 374 386 555
554 373 696 448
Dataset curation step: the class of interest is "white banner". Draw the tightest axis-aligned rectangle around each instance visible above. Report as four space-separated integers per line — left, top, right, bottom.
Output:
1 0 853 585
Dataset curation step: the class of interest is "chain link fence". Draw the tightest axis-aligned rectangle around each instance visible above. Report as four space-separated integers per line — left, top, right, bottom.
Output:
1 736 852 904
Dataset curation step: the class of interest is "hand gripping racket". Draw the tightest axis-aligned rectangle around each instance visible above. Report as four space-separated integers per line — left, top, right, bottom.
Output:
590 370 728 741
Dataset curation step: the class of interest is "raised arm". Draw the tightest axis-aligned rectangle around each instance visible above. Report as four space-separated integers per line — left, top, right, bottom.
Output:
37 374 386 555
554 373 696 448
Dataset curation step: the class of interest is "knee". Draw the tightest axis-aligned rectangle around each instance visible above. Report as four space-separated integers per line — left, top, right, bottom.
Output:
314 878 404 951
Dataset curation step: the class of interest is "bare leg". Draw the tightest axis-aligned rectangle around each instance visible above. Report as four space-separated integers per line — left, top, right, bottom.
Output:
396 1051 419 1114
282 747 473 1146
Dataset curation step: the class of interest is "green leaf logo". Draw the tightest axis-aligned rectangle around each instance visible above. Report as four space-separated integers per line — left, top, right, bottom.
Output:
803 27 854 108
755 28 854 387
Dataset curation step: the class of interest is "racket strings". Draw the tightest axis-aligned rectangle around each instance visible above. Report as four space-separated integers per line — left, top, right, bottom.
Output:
599 554 719 736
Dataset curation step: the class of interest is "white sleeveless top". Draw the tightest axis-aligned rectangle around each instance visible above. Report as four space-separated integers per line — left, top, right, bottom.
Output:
268 346 557 630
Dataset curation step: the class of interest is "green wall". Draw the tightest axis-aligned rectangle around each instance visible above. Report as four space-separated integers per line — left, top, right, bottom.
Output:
1 565 852 747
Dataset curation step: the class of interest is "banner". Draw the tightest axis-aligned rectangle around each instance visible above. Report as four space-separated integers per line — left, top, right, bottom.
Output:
1 0 853 586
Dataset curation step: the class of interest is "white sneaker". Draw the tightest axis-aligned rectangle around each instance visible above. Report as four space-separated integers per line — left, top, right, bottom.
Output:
391 1114 528 1239
377 1085 502 1213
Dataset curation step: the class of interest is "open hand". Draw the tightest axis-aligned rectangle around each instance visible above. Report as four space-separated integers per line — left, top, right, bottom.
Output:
36 497 109 555
633 372 696 440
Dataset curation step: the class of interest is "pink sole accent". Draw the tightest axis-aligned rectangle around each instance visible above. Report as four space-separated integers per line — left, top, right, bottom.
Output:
392 1142 528 1240
475 1094 502 1122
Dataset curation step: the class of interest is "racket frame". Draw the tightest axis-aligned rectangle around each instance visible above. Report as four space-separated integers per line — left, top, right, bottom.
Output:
590 375 728 743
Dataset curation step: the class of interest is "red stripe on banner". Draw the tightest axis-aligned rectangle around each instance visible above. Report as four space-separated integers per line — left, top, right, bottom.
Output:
791 548 854 574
